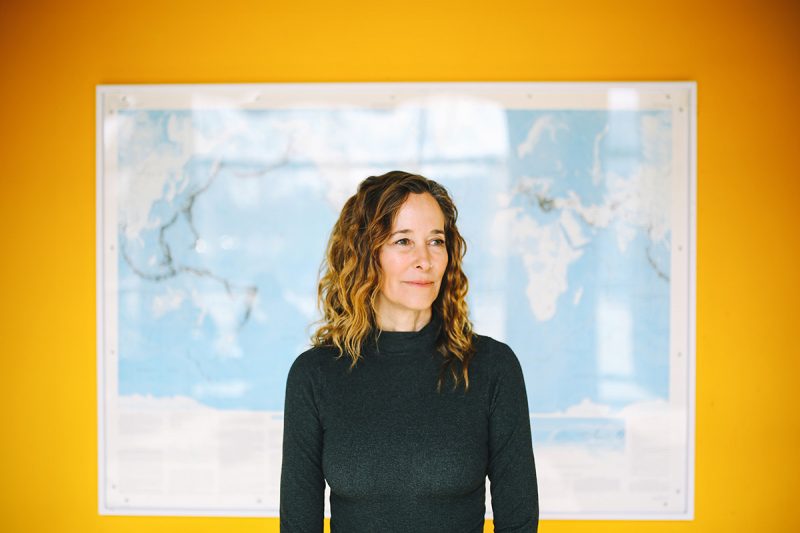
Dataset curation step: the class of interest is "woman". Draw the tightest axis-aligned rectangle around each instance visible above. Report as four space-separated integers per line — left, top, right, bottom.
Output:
280 171 539 532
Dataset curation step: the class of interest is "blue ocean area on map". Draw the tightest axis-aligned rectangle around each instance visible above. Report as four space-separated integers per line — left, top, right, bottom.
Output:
116 106 671 418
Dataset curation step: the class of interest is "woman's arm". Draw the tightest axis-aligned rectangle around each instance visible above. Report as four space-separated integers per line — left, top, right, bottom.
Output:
487 343 539 532
280 352 325 533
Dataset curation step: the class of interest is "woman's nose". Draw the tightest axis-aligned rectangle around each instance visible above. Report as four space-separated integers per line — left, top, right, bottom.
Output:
415 247 432 270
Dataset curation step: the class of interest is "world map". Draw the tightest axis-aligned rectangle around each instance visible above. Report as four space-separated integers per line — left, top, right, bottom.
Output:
101 86 690 517
117 106 671 416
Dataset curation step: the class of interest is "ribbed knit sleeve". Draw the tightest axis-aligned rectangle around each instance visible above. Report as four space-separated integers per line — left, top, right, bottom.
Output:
487 343 539 532
280 351 325 533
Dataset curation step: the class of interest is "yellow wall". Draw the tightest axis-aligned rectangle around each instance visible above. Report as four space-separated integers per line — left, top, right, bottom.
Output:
2 0 797 531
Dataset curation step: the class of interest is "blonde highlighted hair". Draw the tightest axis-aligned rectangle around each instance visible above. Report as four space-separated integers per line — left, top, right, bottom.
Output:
311 170 476 392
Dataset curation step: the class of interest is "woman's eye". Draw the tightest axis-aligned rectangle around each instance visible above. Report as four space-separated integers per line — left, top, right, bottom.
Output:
395 238 410 246
431 239 446 246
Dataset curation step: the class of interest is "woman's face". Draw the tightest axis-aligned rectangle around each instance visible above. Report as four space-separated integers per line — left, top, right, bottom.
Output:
376 192 449 320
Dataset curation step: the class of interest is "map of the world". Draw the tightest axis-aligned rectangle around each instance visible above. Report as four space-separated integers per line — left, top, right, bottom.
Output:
98 84 694 519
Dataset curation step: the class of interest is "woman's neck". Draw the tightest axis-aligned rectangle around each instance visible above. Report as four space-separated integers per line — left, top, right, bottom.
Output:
375 308 432 332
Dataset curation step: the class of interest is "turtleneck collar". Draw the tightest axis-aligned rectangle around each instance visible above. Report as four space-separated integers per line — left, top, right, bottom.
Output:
365 312 442 355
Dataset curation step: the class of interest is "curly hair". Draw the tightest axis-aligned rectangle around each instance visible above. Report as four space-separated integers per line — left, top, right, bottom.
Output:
310 170 476 392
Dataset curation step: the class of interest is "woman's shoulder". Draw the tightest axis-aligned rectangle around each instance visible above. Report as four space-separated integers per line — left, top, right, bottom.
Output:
284 345 340 381
470 333 528 400
472 331 517 357
471 332 524 374
291 344 341 370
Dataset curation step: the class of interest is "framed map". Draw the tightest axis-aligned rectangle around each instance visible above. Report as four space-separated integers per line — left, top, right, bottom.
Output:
97 82 696 519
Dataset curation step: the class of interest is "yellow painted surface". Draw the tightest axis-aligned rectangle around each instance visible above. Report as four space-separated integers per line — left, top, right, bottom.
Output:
1 0 798 531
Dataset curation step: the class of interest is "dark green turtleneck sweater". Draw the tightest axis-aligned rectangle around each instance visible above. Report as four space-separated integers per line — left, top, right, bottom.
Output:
279 314 539 532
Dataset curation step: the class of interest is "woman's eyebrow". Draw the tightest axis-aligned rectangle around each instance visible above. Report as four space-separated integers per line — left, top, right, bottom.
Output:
390 229 445 237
